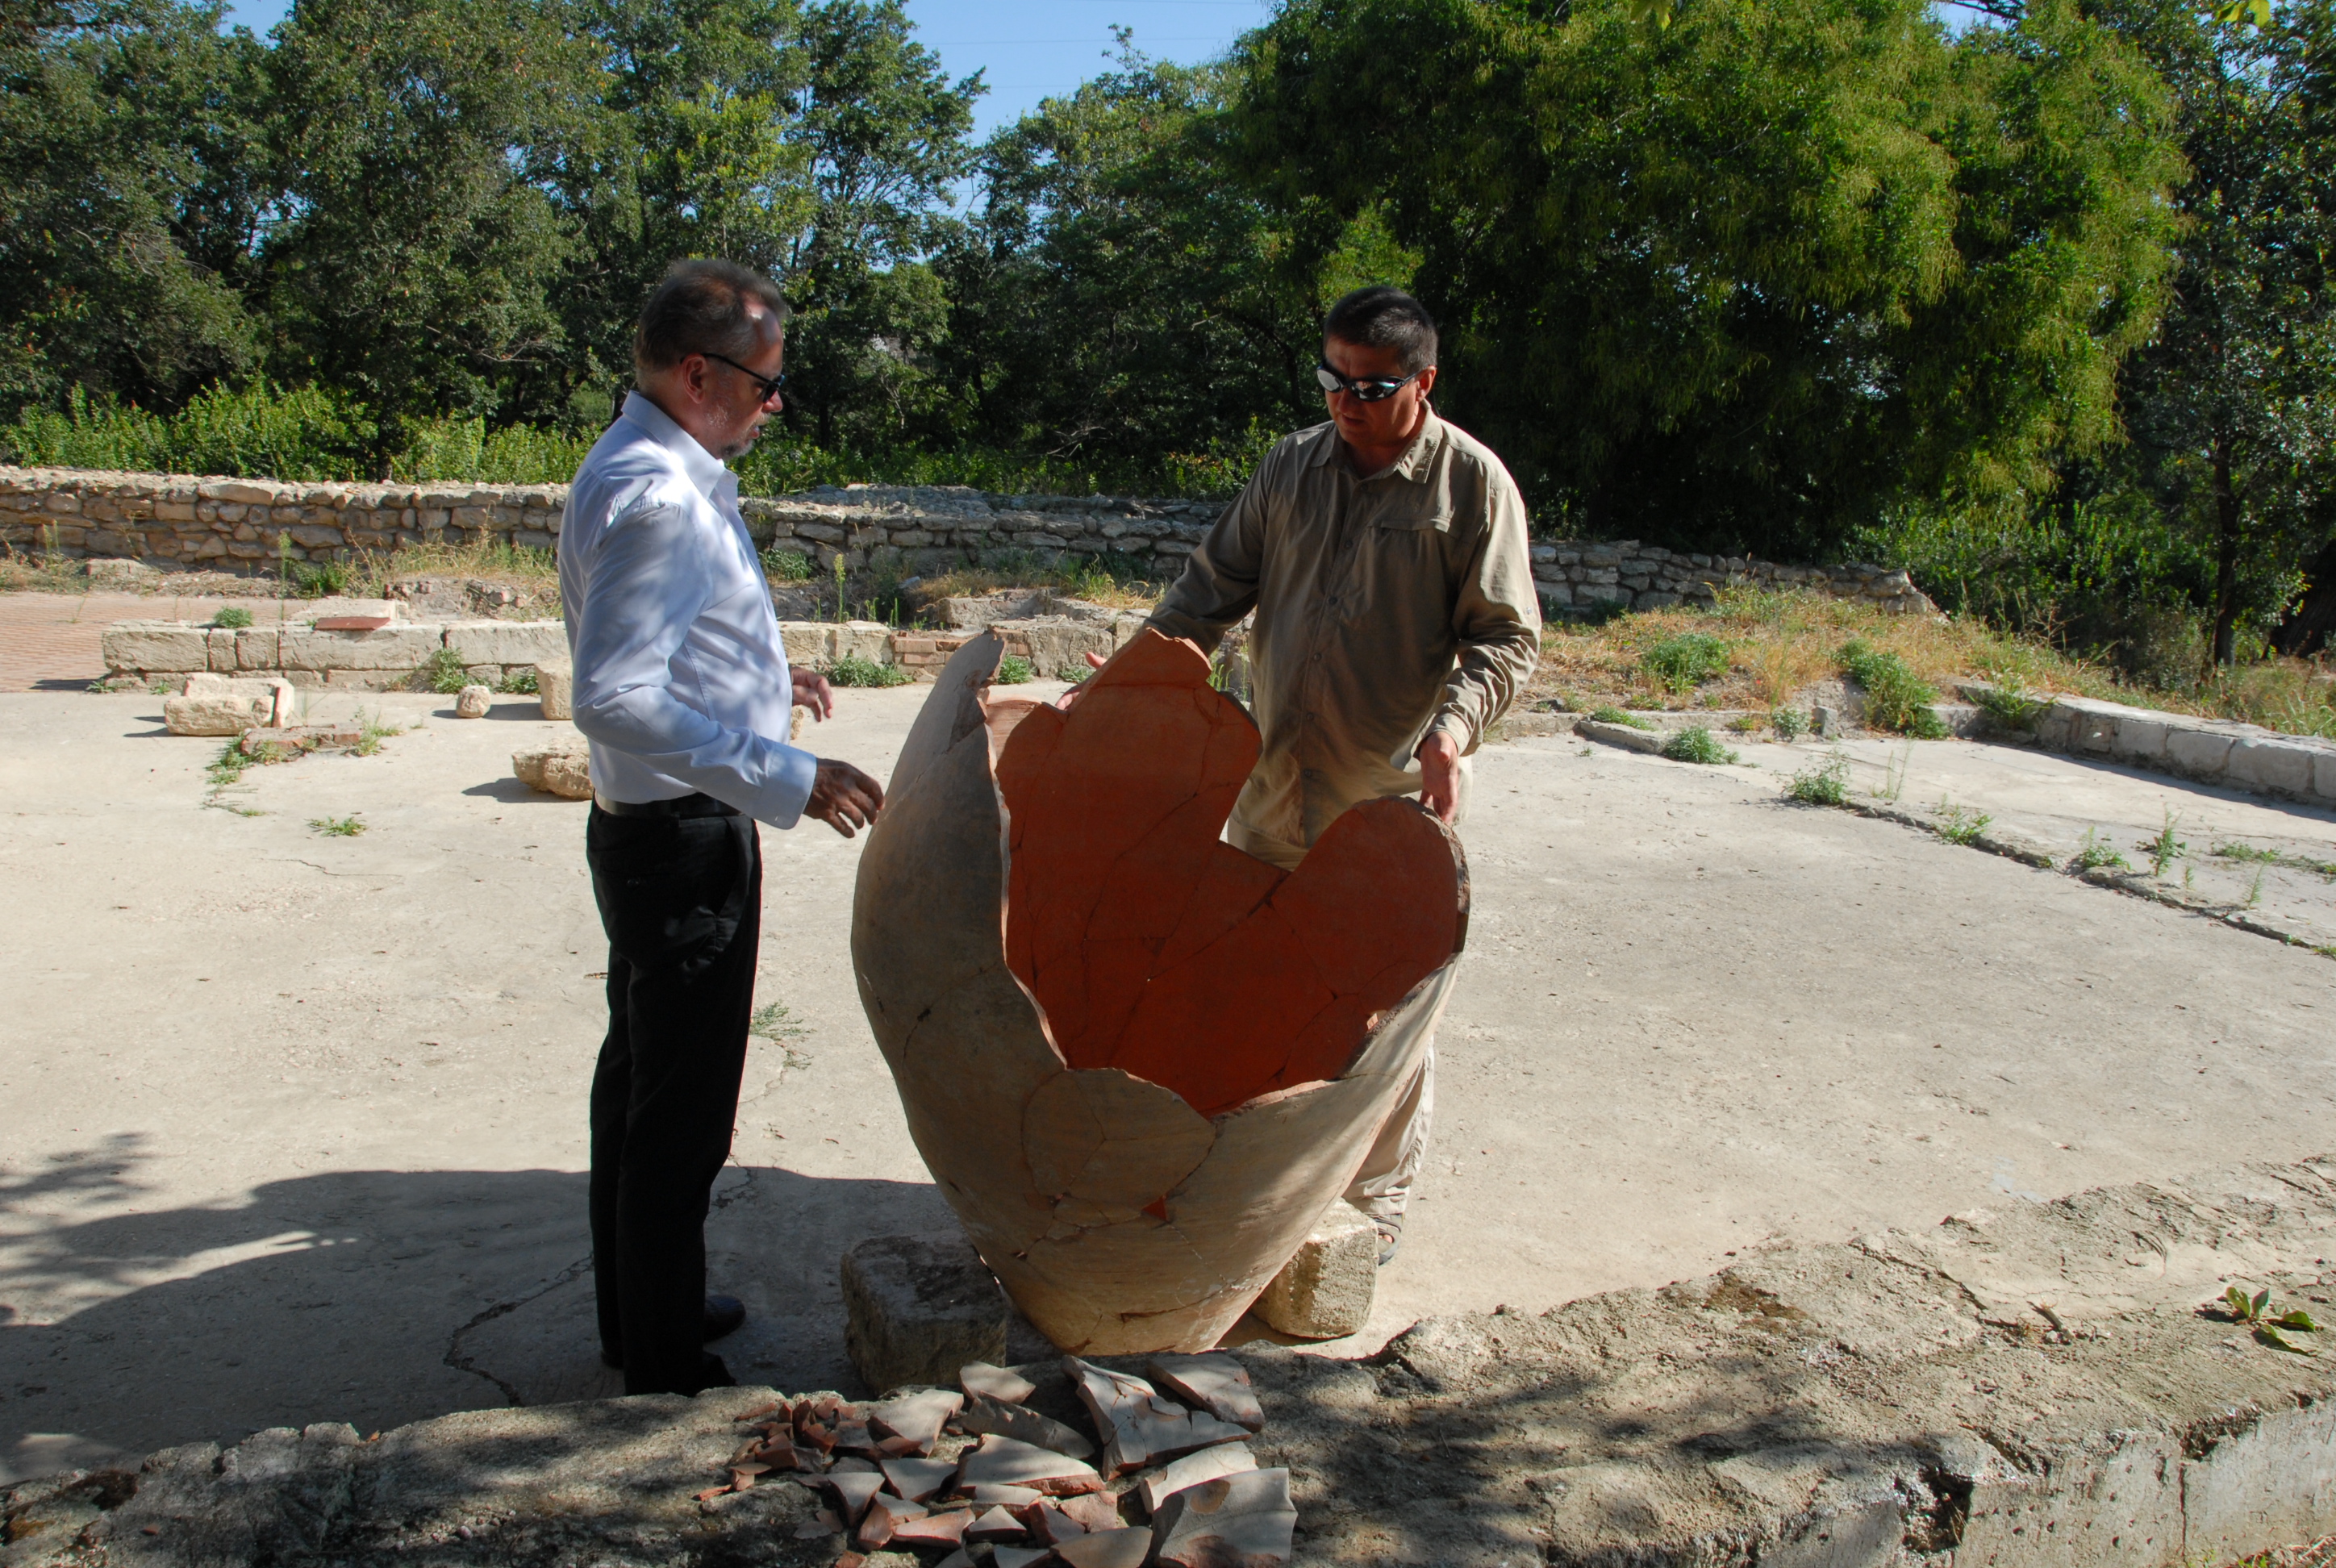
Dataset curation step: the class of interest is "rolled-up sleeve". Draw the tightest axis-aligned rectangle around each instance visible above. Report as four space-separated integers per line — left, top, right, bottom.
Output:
1429 482 1541 753
569 501 819 825
1145 469 1270 655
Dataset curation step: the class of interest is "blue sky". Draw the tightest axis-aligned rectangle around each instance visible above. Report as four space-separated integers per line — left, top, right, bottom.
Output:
217 0 1277 139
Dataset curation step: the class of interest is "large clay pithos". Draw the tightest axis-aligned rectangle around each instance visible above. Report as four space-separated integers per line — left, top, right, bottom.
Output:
851 629 1466 1353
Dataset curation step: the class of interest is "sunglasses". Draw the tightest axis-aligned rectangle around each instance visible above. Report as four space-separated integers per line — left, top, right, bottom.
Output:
1315 360 1423 402
707 352 787 404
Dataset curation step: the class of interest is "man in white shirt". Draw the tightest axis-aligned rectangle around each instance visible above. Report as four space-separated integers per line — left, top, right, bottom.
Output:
562 258 884 1395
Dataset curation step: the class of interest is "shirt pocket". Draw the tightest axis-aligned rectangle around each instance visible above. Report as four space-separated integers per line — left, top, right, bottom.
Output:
1365 498 1454 535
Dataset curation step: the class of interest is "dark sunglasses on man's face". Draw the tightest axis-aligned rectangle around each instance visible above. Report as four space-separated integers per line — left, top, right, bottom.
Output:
707 352 787 404
1315 360 1422 402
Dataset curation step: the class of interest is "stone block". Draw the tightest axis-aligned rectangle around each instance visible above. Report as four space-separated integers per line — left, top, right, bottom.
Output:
1254 1201 1377 1339
444 619 568 667
2110 716 2170 761
164 692 272 736
2180 1391 2336 1561
512 744 591 799
2226 736 2317 796
834 620 894 664
840 1231 1011 1396
2317 751 2336 802
780 623 832 665
266 624 442 673
2164 728 2236 778
536 660 573 721
455 684 492 718
102 621 208 674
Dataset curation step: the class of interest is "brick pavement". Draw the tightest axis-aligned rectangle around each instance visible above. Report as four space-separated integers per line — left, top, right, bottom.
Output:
0 591 232 692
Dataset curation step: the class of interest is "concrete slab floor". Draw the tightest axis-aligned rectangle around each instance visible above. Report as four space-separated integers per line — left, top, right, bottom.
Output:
2 684 2333 1484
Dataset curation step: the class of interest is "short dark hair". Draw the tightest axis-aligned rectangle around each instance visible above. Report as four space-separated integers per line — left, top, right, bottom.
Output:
634 259 790 377
1324 286 1437 375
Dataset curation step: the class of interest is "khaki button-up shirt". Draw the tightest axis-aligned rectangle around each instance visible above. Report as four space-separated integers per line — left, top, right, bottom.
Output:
1147 408 1541 860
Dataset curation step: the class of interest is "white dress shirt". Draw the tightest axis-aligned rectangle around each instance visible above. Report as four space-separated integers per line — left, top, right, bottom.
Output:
560 391 818 826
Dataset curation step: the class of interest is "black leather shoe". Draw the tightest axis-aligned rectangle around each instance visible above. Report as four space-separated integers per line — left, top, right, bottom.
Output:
599 1295 751 1368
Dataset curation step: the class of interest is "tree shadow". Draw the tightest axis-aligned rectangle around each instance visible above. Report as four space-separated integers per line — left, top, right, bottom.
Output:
0 1144 953 1484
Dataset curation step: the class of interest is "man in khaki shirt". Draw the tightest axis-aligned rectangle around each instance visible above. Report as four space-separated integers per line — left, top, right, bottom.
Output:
1144 286 1541 1259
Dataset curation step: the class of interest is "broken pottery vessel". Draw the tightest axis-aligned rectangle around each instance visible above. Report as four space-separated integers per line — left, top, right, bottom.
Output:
851 629 1466 1353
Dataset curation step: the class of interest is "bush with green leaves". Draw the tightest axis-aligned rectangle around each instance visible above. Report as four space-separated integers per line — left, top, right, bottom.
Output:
1771 707 1808 740
1642 633 1730 694
826 654 911 688
995 654 1034 685
1787 752 1850 806
1838 639 1947 737
415 647 469 694
1971 686 2050 731
1056 663 1092 683
1662 726 1738 765
762 548 813 582
211 606 253 629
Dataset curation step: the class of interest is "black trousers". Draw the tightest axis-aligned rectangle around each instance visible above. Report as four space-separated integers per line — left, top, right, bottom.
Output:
585 803 761 1396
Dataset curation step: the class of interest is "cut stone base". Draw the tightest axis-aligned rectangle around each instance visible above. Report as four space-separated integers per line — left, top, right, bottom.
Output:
841 1231 1012 1396
1254 1201 1376 1340
536 659 573 721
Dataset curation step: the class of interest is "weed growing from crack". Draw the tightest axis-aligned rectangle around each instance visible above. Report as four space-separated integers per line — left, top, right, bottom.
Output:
1770 707 1807 741
2145 809 2188 878
497 666 539 695
1839 638 1950 738
1662 726 1739 765
1642 632 1731 694
1787 751 1850 806
2214 1284 2322 1354
211 606 254 630
825 653 909 688
1934 798 1993 845
2071 828 2131 872
1588 705 1651 729
310 814 365 837
995 654 1034 685
749 999 815 1074
2248 866 2267 908
1875 742 1913 803
2213 841 2336 881
415 646 469 694
352 709 403 757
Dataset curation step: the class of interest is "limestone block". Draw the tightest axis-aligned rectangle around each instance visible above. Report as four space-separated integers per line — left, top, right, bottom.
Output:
164 692 271 736
512 744 591 799
2226 736 2317 796
205 628 241 673
455 684 492 718
266 624 441 673
840 1231 1011 1395
443 619 568 667
2164 728 2236 778
2318 751 2336 802
102 621 208 673
1254 1201 1378 1339
2110 716 2170 761
780 623 833 665
535 660 573 721
835 620 893 663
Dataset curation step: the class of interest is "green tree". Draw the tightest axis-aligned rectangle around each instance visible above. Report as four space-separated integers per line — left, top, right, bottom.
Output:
260 0 611 465
0 0 265 417
2092 0 2335 664
1230 0 2187 558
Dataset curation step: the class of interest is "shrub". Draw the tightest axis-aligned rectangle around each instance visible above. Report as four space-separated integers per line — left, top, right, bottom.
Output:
415 647 469 694
1838 638 1947 737
995 654 1034 684
1787 752 1850 806
1057 663 1092 683
1771 707 1808 740
827 654 909 688
762 548 813 582
1662 726 1738 765
1642 632 1730 694
211 606 254 629
1971 686 2049 731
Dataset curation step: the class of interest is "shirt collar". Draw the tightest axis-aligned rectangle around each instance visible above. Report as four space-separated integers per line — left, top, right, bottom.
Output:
1314 403 1445 482
621 390 734 503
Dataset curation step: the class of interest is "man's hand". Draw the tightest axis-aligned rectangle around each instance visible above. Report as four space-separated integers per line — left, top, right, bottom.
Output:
805 758 883 838
791 666 834 721
1416 731 1462 824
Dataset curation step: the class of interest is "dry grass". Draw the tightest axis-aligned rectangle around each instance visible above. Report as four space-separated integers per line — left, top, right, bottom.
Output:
0 546 86 594
352 538 560 588
1533 587 2336 740
911 561 1163 612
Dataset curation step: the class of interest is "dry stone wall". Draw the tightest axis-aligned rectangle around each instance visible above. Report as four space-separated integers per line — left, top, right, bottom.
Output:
4 466 1937 615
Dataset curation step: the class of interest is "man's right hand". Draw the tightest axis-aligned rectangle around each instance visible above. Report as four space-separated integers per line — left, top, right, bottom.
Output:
805 759 884 838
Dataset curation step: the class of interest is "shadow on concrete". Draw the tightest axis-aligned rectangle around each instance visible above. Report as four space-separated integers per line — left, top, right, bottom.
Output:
460 779 569 803
0 1142 953 1483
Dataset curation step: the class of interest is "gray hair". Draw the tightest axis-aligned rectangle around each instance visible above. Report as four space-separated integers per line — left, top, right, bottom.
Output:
1324 286 1437 375
633 259 790 377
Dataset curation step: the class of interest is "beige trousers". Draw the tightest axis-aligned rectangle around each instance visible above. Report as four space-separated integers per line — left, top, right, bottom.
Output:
1226 808 1456 1226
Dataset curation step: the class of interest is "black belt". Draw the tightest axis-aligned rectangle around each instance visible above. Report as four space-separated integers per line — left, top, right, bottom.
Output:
592 792 739 819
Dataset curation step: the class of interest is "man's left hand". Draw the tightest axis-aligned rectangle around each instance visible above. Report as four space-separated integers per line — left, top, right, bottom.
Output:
791 666 833 721
1416 732 1462 824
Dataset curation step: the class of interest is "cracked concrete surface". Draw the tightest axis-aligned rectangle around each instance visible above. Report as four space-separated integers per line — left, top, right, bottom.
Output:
3 683 2334 1497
